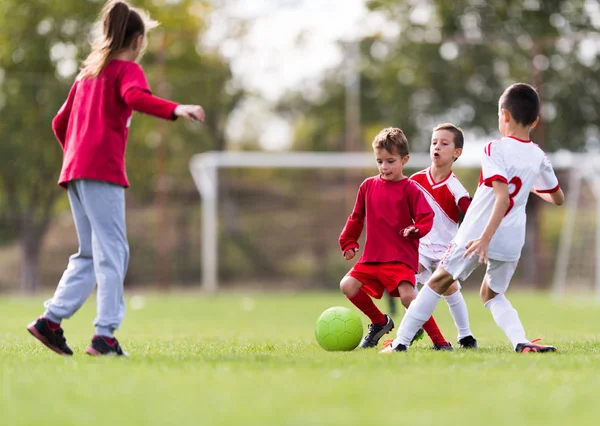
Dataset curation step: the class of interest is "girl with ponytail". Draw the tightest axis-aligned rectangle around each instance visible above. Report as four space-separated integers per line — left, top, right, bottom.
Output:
27 1 204 357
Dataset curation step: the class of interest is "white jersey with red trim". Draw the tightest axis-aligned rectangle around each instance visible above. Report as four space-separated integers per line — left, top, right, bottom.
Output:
411 168 470 260
453 136 560 261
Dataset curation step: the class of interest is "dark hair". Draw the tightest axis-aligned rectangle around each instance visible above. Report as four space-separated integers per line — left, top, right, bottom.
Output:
432 123 464 149
372 127 409 156
79 1 156 78
499 83 540 126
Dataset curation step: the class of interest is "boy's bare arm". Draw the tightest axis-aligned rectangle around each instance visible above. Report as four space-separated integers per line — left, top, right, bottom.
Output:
531 187 564 206
463 181 510 263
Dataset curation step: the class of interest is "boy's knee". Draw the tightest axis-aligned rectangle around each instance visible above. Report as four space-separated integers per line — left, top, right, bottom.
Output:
443 281 460 297
480 282 499 303
429 269 454 294
339 276 360 296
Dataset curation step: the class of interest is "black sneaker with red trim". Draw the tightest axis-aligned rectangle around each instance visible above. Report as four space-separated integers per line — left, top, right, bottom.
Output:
515 338 557 353
27 317 73 356
86 336 129 357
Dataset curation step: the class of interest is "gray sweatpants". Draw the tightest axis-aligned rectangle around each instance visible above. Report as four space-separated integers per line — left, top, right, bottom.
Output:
44 179 129 338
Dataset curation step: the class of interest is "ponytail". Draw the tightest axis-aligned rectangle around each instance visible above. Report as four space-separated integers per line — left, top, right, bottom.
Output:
79 1 156 79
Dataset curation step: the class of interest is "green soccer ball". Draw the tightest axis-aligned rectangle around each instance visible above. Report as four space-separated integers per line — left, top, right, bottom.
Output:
315 306 363 351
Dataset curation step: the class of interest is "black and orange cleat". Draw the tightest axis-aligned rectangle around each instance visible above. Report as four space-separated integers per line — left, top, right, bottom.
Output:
379 339 407 353
515 338 556 353
27 317 73 356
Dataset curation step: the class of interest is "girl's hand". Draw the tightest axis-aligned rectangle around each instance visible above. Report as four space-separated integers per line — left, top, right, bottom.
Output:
344 248 358 260
402 226 419 237
463 237 490 264
174 105 205 122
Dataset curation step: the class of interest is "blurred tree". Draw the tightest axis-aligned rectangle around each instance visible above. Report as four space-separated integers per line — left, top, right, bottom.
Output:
0 0 239 292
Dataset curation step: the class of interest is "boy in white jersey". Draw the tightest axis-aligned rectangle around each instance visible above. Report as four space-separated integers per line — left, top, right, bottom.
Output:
411 123 477 349
382 83 564 353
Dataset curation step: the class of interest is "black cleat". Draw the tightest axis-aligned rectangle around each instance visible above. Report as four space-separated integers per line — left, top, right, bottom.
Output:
410 328 425 345
515 338 556 353
27 317 73 356
458 335 478 349
433 342 454 351
359 315 394 348
86 336 129 357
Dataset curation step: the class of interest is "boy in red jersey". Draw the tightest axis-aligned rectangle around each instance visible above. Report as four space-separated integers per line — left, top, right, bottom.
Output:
26 1 204 357
339 127 450 349
384 84 564 353
410 123 478 349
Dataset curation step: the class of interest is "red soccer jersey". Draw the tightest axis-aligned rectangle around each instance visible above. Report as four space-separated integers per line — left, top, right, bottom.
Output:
339 176 434 272
52 60 179 188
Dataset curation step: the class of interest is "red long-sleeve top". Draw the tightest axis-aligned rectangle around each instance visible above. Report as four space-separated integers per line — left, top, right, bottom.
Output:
52 59 179 188
339 176 434 272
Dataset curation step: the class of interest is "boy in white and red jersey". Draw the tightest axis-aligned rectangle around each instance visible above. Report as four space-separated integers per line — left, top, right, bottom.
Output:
408 123 477 350
339 127 449 349
383 83 564 353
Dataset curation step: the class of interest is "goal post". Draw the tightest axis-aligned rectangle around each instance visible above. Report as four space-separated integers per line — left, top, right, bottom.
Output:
189 150 595 296
552 153 600 301
189 151 432 292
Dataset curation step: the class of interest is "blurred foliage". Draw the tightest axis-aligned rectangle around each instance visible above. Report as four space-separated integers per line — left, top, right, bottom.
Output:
280 0 600 153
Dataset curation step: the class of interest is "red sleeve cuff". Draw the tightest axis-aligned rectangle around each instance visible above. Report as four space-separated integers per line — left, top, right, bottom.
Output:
341 242 359 252
483 175 508 187
536 184 560 194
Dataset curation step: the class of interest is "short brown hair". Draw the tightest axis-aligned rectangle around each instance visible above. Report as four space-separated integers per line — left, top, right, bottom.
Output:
499 83 540 126
372 127 409 156
432 123 464 149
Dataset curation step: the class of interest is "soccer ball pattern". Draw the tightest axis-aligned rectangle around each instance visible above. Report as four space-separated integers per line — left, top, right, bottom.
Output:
314 306 363 351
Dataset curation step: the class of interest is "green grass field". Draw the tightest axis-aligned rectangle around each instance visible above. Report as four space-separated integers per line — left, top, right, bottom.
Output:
1 291 600 426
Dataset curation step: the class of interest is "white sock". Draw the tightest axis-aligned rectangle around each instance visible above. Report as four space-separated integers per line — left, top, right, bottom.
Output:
393 285 441 348
484 294 527 349
443 290 472 340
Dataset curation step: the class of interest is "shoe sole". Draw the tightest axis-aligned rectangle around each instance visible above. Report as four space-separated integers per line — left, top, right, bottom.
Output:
86 347 103 356
27 325 71 356
520 346 557 353
86 347 129 358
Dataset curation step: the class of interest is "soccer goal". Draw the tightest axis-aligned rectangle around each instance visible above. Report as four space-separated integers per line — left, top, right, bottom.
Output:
189 150 594 297
552 152 600 301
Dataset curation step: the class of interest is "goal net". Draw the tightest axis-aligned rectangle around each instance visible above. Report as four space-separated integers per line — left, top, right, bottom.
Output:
189 150 596 298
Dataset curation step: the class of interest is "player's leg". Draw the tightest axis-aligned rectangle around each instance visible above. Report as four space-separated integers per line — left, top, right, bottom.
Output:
386 289 398 316
83 180 129 356
340 267 393 348
27 181 97 355
384 244 479 352
398 281 452 350
482 261 556 353
442 281 477 348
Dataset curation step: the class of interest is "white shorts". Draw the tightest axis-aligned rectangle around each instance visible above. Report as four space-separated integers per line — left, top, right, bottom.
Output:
440 243 518 294
416 253 438 286
417 252 462 290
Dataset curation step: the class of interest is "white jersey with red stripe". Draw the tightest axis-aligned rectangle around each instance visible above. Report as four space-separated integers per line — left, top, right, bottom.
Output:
410 168 470 261
453 136 560 261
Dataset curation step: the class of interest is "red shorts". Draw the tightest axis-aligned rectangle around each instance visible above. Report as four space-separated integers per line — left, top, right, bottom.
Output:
346 262 416 299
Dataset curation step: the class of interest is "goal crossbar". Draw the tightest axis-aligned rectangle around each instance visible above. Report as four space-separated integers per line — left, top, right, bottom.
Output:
190 150 594 294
